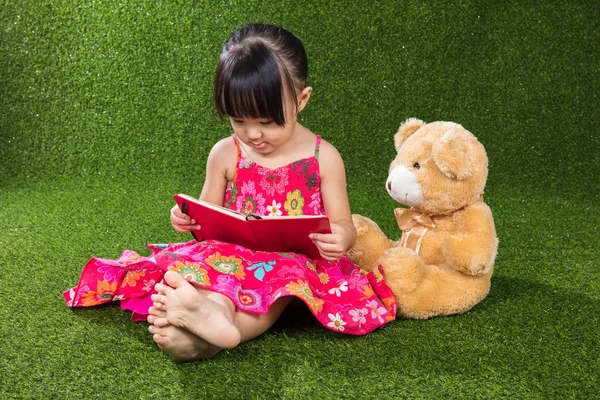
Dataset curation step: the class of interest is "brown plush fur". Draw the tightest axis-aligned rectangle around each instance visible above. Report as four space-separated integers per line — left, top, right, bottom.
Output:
348 118 498 319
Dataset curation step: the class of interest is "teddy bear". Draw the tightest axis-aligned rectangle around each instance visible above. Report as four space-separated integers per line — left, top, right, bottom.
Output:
348 118 498 319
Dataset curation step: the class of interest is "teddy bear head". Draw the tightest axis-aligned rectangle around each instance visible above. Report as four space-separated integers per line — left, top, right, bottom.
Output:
386 118 488 215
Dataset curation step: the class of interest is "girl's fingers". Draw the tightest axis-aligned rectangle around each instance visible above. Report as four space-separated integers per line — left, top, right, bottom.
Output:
170 204 201 232
309 233 331 243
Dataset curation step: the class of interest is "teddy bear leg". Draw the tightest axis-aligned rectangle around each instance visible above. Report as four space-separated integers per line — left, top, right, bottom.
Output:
375 246 426 296
381 251 491 319
347 214 397 271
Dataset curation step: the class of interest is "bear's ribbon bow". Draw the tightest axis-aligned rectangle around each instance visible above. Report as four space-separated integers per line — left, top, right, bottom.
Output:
394 208 436 231
394 208 436 255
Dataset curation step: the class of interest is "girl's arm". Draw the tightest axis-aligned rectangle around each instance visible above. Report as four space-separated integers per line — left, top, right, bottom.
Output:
199 138 234 204
309 140 357 261
171 138 234 232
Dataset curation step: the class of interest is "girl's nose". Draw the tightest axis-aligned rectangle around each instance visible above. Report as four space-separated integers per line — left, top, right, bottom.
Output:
246 126 262 140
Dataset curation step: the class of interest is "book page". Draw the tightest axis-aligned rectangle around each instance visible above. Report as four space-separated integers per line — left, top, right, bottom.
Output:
174 194 259 248
176 194 246 220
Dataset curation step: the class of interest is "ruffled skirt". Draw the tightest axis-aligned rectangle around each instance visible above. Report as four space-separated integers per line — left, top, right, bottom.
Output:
64 240 396 335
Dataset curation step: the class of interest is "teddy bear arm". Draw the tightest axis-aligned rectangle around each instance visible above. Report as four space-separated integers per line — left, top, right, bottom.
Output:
443 208 498 276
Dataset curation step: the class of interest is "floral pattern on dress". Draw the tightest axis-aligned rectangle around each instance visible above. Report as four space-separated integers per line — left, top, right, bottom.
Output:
82 280 117 306
266 200 282 216
234 286 262 311
286 279 324 314
236 180 266 216
349 307 368 328
121 271 145 288
327 313 347 331
292 159 319 191
224 183 238 209
284 189 304 216
260 169 289 197
206 252 245 280
168 260 211 285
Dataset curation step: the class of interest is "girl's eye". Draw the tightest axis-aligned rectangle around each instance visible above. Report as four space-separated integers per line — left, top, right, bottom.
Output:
260 120 273 126
413 162 421 170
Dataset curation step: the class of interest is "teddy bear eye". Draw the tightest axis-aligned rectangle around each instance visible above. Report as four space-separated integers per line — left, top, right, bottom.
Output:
413 162 421 170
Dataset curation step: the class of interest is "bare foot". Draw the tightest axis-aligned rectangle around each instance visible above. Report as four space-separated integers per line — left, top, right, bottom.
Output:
147 306 220 360
151 271 242 350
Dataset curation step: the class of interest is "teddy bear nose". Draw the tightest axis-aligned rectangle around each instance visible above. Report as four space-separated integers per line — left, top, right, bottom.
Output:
387 180 392 191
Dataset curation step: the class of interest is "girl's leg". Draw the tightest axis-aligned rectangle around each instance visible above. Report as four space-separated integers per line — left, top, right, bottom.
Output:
149 270 291 360
233 294 292 343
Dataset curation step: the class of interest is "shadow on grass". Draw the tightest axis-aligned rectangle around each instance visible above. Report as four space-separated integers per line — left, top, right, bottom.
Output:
171 275 599 397
66 274 598 397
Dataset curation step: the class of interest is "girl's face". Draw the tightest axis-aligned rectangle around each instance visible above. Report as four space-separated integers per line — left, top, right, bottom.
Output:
229 87 311 156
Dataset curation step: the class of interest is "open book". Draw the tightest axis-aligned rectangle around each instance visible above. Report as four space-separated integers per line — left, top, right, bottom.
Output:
174 194 331 259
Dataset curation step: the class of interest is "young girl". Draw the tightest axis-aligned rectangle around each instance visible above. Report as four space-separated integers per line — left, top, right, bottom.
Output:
64 23 396 360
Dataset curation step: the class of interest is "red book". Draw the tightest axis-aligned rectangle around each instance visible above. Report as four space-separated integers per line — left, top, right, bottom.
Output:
174 194 331 259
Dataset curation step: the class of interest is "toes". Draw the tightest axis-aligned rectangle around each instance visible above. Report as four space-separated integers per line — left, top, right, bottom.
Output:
164 270 187 288
151 293 167 305
149 324 167 337
154 283 173 296
153 333 168 347
147 311 166 325
148 306 167 317
153 316 169 327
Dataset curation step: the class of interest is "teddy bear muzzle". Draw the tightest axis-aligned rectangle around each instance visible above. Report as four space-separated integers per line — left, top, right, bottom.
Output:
386 166 424 207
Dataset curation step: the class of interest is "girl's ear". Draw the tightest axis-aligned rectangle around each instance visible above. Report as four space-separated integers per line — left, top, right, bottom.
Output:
297 86 312 112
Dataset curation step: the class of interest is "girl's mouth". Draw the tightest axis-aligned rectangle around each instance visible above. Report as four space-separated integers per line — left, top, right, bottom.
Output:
251 142 267 149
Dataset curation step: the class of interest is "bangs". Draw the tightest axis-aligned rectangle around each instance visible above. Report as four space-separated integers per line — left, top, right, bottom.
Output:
214 42 297 126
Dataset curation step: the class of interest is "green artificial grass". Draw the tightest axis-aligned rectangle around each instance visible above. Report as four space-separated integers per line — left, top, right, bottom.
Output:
1 1 599 398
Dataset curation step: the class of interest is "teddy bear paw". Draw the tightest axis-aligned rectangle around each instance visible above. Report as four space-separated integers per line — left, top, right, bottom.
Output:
378 246 424 287
351 214 371 235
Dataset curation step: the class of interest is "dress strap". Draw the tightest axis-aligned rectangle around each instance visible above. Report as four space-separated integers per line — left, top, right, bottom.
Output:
232 134 241 183
315 135 321 159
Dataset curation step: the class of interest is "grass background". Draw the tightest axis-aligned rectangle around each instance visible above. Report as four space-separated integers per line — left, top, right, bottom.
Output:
1 0 598 398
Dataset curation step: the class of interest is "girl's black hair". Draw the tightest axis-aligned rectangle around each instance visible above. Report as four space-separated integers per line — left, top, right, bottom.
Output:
214 24 308 127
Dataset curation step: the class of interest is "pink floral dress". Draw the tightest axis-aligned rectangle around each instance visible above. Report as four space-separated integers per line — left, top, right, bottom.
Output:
64 135 396 335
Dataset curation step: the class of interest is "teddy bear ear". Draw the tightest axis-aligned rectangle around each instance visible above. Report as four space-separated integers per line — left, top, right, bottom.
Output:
432 126 474 180
394 118 425 153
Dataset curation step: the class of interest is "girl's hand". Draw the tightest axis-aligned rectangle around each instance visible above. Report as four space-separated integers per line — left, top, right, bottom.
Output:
170 204 201 233
309 222 355 261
